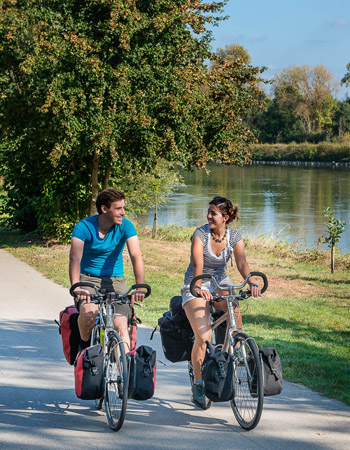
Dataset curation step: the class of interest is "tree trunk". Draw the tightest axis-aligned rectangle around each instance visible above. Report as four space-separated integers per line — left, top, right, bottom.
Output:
90 149 100 215
306 115 311 135
152 196 158 239
331 244 334 274
338 117 343 140
72 159 80 219
102 166 111 190
152 212 157 239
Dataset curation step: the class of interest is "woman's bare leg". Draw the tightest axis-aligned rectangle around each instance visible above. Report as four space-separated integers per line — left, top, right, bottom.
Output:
184 297 212 380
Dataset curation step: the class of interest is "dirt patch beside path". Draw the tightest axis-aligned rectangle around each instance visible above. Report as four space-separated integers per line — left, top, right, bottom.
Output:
137 238 327 301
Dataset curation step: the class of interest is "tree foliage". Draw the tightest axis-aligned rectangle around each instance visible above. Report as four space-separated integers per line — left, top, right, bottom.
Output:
341 62 350 87
251 96 306 143
215 43 251 65
332 97 350 139
113 160 183 217
273 64 337 136
251 95 350 145
0 0 264 238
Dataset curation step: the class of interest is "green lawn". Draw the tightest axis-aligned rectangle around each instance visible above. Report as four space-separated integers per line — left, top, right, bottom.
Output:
1 227 349 405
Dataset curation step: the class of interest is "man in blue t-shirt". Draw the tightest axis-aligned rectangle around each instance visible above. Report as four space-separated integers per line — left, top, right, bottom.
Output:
69 188 145 351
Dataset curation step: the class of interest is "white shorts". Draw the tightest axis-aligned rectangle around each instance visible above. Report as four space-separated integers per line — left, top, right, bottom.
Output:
181 277 233 307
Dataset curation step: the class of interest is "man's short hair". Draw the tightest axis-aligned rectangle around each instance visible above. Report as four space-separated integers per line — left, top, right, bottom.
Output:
96 189 125 215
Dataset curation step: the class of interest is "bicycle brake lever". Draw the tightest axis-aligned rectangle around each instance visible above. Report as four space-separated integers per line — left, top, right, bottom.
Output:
239 290 251 299
211 294 225 302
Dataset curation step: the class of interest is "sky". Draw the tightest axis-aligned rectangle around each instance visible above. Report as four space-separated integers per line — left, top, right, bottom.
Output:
208 0 350 99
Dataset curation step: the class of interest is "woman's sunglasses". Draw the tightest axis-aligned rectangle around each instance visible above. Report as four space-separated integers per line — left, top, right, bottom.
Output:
212 196 232 206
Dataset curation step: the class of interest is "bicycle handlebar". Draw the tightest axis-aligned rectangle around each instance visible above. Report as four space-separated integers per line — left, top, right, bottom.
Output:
189 272 268 298
69 281 151 300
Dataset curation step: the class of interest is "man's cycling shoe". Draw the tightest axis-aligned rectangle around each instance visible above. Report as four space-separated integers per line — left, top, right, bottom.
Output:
191 383 210 410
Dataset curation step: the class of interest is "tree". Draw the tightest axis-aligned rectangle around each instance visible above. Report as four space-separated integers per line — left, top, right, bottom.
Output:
273 65 336 136
333 97 350 139
341 62 350 87
250 95 306 143
113 160 183 218
0 0 265 238
212 43 268 148
111 159 183 239
215 44 251 65
320 207 346 274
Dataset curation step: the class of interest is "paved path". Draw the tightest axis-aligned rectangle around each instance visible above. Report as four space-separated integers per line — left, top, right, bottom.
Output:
0 248 349 449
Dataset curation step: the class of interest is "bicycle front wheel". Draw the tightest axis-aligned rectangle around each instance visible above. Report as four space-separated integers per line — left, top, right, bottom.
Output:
230 332 263 430
105 331 128 431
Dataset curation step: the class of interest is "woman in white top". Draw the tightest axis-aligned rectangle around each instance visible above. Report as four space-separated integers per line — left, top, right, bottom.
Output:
181 195 260 409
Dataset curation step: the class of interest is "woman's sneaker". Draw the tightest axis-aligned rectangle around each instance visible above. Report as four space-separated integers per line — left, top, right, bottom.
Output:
191 382 210 410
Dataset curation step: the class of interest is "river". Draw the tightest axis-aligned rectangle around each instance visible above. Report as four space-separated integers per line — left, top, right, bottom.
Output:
138 163 350 253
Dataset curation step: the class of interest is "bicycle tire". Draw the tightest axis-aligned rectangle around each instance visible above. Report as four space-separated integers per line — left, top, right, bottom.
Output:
90 325 104 410
230 332 263 430
105 331 128 431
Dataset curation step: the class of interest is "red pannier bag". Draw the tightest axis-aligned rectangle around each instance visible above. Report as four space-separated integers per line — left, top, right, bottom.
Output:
57 305 80 365
74 344 104 400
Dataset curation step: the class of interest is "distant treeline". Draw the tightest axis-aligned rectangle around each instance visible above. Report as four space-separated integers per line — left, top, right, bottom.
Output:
250 142 350 163
247 65 350 145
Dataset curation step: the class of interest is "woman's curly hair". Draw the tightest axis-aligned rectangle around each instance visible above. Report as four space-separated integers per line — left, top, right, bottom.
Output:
209 196 239 224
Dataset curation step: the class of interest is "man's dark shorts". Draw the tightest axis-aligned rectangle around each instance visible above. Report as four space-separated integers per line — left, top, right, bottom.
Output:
75 274 132 321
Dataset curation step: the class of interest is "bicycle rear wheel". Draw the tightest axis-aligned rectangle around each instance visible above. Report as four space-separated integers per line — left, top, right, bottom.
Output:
105 331 128 431
230 332 263 430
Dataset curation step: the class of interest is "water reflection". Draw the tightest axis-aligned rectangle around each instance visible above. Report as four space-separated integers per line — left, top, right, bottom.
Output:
138 163 350 252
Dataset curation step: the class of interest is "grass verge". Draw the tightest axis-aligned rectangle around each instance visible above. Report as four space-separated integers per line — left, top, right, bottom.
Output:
0 226 349 406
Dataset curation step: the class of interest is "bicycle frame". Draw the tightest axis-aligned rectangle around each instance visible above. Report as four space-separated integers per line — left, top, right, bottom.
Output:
92 299 120 351
210 297 239 354
190 272 268 354
207 277 247 354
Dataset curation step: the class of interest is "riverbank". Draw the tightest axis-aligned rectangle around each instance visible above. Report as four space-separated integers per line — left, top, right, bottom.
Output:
252 160 350 167
250 141 350 164
0 226 349 406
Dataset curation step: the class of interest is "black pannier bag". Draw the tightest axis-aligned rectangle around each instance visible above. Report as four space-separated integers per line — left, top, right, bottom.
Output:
158 296 194 363
128 345 156 401
249 347 283 396
202 341 234 402
74 344 104 400
169 295 183 315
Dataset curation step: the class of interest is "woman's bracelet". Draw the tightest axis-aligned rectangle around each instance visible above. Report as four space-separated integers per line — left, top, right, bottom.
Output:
250 283 258 288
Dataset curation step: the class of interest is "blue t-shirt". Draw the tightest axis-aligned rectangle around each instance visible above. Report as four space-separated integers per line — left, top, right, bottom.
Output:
72 215 137 277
